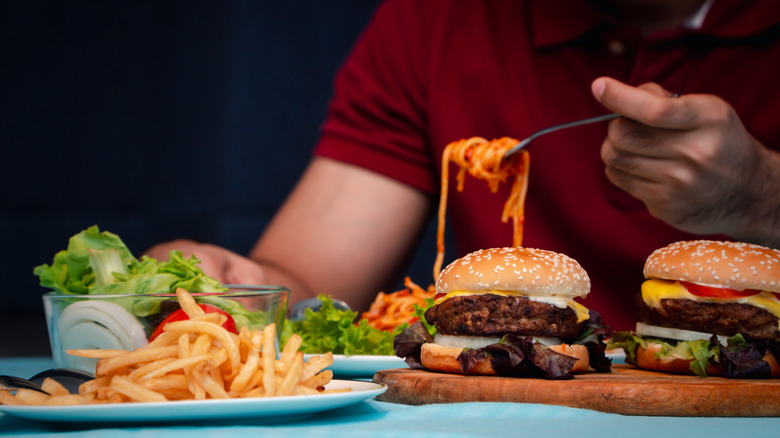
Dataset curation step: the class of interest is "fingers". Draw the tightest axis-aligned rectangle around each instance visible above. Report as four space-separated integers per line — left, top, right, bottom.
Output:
144 239 199 261
591 76 780 242
603 117 684 160
601 142 693 196
190 244 267 285
636 82 671 96
223 255 267 286
591 77 699 130
144 240 267 286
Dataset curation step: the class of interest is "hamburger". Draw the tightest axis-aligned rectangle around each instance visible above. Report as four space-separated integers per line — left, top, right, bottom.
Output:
610 240 780 378
394 247 612 379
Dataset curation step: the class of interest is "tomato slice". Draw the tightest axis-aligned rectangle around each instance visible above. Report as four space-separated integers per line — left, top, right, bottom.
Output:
681 281 760 299
149 303 238 341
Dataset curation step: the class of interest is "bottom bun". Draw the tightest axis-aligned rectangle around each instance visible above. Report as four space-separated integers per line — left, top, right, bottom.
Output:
420 343 497 375
420 342 590 375
548 344 591 373
636 343 780 377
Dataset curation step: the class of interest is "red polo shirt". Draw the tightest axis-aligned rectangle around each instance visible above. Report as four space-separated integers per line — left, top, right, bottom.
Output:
314 0 780 330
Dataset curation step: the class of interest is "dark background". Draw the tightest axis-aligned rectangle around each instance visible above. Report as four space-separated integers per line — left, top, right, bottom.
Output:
1 1 443 357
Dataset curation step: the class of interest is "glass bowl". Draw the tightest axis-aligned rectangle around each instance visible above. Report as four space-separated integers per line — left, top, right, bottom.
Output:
42 285 289 373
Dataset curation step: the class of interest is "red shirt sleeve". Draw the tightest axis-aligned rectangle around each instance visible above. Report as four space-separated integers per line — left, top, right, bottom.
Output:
314 0 437 194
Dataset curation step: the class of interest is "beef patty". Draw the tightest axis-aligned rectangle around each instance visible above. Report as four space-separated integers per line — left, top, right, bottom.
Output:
424 293 584 341
639 298 780 342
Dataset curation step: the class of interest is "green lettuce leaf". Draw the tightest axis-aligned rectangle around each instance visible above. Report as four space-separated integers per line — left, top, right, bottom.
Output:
413 296 437 337
34 226 138 294
34 225 226 296
283 295 401 355
33 225 232 319
607 331 718 377
395 309 613 378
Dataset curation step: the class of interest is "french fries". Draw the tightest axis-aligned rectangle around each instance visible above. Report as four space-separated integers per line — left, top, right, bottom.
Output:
0 287 342 406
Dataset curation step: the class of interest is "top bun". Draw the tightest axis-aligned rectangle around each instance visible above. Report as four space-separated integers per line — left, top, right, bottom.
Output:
644 240 780 293
436 247 590 299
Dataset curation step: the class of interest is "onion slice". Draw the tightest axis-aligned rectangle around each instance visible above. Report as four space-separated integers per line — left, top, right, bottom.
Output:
635 322 728 345
433 333 562 349
434 333 501 349
56 301 148 369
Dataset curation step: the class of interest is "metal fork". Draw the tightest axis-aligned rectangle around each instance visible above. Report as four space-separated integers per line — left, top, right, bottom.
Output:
503 113 619 158
0 374 50 394
503 92 682 158
0 368 95 395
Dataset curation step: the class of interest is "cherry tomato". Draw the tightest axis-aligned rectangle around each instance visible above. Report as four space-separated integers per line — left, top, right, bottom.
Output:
149 304 238 341
681 281 760 299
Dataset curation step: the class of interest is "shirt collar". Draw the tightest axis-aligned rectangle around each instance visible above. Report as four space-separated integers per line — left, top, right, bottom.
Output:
530 0 606 47
699 0 780 38
530 0 780 47
682 0 714 30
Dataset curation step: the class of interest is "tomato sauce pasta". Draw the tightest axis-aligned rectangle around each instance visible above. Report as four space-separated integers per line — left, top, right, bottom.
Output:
361 277 435 332
361 136 529 332
433 136 530 280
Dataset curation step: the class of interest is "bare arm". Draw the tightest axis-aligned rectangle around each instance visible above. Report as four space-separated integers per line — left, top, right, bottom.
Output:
250 156 431 311
592 76 780 248
144 156 431 310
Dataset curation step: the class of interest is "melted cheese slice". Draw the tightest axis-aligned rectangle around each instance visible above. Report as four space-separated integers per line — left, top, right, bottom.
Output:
434 290 590 323
641 278 780 328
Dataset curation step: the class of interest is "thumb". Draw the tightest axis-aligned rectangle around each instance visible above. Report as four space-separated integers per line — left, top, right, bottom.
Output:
591 76 691 129
591 76 609 101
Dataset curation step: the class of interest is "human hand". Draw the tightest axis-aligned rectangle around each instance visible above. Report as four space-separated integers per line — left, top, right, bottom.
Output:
591 76 780 242
144 239 268 285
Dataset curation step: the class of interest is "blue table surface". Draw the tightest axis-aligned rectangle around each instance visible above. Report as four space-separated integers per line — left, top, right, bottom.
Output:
1 357 779 437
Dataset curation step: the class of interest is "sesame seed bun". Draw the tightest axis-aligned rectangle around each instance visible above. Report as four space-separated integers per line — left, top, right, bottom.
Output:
643 240 780 292
436 247 590 299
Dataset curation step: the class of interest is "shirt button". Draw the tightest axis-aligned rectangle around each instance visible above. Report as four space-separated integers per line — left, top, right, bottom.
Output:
608 40 625 55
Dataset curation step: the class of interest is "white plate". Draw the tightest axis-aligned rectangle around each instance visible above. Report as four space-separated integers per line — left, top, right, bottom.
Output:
0 380 386 424
606 348 627 363
305 354 408 378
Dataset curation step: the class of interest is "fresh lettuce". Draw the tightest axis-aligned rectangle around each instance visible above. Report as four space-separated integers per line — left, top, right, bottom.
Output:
413 296 437 337
282 295 402 356
607 331 774 378
719 335 774 378
33 225 245 324
34 225 226 299
393 319 434 369
572 309 613 373
608 331 717 376
464 334 580 379
394 310 613 379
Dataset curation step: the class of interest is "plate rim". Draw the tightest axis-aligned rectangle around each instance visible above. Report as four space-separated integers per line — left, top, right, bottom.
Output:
304 354 409 377
0 379 387 424
303 353 407 361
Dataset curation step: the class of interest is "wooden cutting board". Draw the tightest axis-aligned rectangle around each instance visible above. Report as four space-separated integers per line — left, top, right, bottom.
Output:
373 364 780 416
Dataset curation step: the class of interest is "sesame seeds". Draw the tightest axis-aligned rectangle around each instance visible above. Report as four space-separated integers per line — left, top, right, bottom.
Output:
436 246 590 298
644 240 780 292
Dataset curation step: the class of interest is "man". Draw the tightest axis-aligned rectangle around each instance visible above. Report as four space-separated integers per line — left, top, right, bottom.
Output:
147 0 780 330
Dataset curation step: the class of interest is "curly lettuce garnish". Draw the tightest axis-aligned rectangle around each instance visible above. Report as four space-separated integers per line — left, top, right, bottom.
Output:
34 225 225 297
283 295 402 356
608 331 775 378
394 310 612 379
